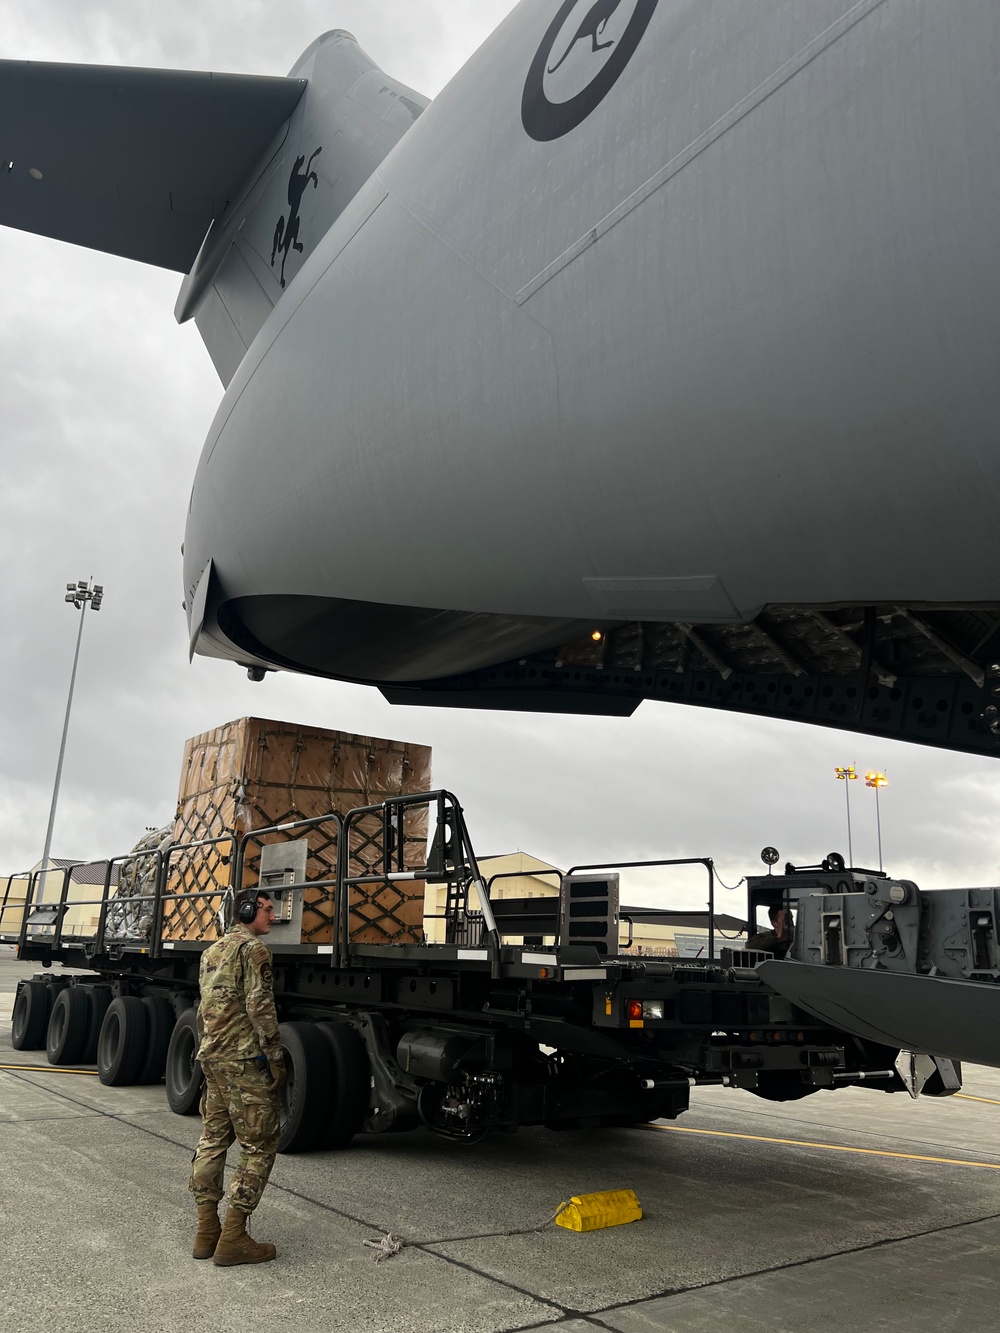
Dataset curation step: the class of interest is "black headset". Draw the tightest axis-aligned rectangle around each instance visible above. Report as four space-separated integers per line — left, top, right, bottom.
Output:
237 890 263 924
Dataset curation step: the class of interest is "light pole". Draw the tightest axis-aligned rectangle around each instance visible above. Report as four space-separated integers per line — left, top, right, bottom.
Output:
865 770 889 871
38 579 104 900
834 764 858 867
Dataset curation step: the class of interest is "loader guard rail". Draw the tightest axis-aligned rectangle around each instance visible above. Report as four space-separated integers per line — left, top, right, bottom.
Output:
10 837 237 959
10 794 745 975
340 791 503 977
566 857 718 959
234 811 344 953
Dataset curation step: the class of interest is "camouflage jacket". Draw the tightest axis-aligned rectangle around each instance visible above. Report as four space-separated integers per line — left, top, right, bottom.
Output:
196 924 282 1066
746 927 793 960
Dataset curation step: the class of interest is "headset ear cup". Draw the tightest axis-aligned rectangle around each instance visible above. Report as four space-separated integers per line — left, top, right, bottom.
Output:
237 893 257 924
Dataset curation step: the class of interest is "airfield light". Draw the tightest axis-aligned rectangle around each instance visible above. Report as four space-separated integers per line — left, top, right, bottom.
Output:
833 765 858 867
591 630 603 642
37 578 105 905
865 770 889 871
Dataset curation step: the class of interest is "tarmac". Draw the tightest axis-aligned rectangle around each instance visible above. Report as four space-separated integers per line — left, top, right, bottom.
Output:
2 947 1000 1333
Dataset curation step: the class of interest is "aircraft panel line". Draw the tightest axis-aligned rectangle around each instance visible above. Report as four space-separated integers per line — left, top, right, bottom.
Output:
515 0 889 306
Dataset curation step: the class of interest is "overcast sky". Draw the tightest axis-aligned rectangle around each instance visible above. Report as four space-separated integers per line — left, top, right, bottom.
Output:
2 1 999 913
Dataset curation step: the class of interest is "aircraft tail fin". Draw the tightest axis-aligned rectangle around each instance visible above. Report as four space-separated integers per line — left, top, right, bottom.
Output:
174 31 429 385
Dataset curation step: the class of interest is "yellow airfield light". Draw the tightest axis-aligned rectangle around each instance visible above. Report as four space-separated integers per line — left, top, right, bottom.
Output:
591 630 603 641
834 765 858 780
865 770 888 789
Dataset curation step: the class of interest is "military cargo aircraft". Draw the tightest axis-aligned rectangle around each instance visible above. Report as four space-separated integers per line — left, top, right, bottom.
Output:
3 1 999 754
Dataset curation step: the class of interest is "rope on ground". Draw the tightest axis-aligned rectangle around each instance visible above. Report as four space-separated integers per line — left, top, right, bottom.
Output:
363 1233 402 1263
362 1202 568 1263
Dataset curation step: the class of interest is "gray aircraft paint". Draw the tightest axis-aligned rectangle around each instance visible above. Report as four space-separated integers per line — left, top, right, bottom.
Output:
2 0 999 703
181 0 1000 679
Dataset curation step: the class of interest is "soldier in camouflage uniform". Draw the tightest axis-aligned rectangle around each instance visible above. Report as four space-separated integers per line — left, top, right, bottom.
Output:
189 890 286 1266
747 905 795 960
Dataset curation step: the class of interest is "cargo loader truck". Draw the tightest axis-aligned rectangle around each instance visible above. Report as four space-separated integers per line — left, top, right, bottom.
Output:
4 803 923 1149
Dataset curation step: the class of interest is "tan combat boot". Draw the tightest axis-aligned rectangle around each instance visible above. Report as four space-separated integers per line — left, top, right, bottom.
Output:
212 1207 277 1266
192 1201 222 1259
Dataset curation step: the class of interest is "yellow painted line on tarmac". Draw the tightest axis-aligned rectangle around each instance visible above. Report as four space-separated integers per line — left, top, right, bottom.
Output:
0 1064 98 1076
642 1122 1000 1172
955 1094 1000 1107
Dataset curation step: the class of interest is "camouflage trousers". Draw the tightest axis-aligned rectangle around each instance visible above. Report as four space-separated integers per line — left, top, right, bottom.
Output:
189 1059 280 1215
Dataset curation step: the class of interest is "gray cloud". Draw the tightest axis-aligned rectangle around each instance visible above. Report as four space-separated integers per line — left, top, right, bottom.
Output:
2 2 998 910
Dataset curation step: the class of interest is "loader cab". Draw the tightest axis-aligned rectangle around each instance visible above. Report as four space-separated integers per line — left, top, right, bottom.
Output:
745 851 887 959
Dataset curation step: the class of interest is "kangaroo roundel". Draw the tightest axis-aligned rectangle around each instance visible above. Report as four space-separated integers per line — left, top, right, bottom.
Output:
522 0 658 142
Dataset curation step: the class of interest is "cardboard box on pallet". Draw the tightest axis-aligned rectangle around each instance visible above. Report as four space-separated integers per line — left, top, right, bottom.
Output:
164 717 431 946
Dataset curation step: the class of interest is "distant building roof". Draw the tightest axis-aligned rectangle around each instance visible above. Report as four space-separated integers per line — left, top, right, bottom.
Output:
479 851 561 873
71 862 121 887
621 907 747 933
28 858 120 886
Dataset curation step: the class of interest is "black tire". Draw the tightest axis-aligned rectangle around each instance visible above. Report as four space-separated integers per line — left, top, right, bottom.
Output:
317 1021 370 1148
11 979 52 1051
81 986 112 1064
749 1073 821 1102
138 997 175 1085
97 996 149 1086
46 986 90 1065
165 1007 203 1115
278 1021 334 1154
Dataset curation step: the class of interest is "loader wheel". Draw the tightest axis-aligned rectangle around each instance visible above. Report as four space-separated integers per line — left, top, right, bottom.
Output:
98 996 149 1086
139 997 175 1084
11 979 51 1050
46 986 90 1065
278 1021 334 1154
318 1021 370 1148
82 986 112 1064
165 1007 203 1115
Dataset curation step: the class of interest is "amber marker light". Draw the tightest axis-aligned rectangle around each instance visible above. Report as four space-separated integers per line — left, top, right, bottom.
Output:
591 630 603 641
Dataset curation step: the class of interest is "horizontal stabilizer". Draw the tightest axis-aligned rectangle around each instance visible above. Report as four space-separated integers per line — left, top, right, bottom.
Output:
0 60 305 271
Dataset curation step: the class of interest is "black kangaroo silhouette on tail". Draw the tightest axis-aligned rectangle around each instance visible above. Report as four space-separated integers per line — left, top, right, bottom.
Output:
547 0 623 74
271 146 322 289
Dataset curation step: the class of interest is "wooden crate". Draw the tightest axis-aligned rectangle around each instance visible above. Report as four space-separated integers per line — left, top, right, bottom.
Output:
164 717 431 945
